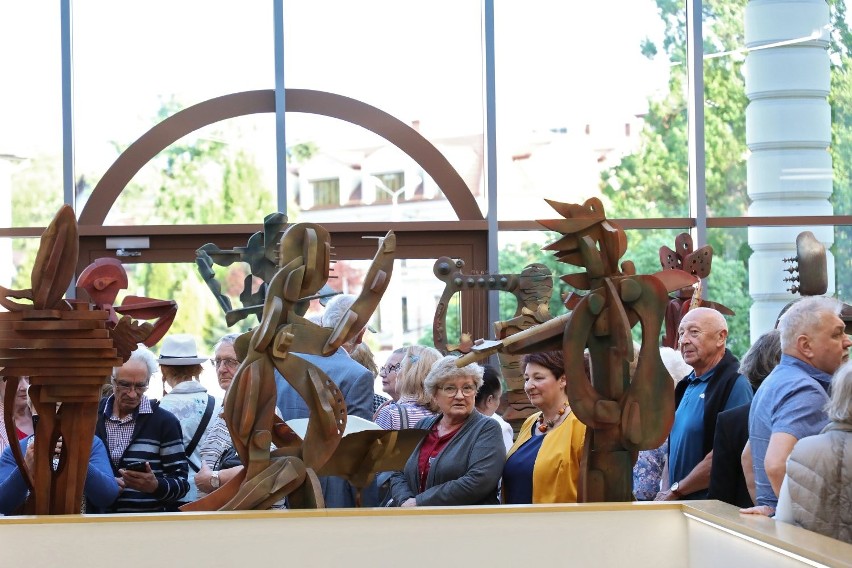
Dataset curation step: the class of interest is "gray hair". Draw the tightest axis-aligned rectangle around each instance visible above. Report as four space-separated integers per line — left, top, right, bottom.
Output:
112 345 158 381
423 355 484 399
322 294 356 328
827 360 852 423
659 347 693 383
778 296 842 352
214 333 240 354
738 330 781 390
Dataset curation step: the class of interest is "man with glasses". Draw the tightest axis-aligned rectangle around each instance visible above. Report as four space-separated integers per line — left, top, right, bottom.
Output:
91 346 189 513
655 307 753 501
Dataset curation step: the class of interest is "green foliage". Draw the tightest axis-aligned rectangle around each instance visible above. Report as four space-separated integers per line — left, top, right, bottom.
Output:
9 155 64 289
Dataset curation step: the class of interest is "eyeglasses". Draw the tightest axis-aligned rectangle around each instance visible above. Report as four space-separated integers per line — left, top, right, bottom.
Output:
380 362 401 376
211 358 240 369
440 384 477 397
114 380 148 394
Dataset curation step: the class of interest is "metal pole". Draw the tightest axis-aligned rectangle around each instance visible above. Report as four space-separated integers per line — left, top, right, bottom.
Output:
483 0 499 339
273 0 288 213
62 0 76 298
686 0 707 247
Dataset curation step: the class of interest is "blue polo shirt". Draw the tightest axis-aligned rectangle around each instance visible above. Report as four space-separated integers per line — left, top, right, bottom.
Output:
668 365 753 498
748 354 832 508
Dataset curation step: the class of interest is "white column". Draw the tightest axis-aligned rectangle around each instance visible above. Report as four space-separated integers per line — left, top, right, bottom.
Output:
745 0 832 341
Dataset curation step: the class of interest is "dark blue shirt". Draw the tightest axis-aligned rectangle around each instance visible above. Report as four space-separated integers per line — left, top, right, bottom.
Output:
503 431 545 504
669 366 753 498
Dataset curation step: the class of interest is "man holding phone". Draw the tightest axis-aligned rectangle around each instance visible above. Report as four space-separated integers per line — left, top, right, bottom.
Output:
91 347 189 513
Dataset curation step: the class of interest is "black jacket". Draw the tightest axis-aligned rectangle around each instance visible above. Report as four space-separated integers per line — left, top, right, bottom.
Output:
674 348 742 457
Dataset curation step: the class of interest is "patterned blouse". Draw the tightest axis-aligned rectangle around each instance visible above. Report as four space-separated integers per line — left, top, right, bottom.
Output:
374 397 435 429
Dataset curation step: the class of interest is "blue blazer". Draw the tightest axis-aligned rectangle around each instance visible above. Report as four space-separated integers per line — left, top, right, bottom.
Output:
275 347 375 507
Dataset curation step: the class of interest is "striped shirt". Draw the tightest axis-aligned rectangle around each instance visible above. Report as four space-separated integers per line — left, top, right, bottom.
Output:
374 397 435 430
105 396 152 467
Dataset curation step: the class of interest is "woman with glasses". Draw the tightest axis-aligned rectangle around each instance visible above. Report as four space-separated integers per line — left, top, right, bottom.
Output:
374 345 441 429
387 356 505 507
377 348 405 404
502 350 586 504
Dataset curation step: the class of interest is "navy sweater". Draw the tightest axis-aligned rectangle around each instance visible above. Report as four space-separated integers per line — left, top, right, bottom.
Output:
92 396 189 513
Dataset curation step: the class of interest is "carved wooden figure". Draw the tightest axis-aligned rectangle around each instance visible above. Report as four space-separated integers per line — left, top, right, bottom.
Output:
433 257 555 432
185 222 398 510
658 233 733 348
459 198 697 502
0 206 169 515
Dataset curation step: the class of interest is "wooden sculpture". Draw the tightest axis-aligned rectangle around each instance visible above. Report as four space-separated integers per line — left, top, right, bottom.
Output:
196 212 337 327
458 198 697 502
0 206 171 514
659 233 733 348
77 257 177 360
433 257 555 432
184 222 399 510
774 231 852 331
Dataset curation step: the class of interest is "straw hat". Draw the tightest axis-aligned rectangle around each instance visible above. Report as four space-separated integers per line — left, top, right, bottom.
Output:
157 334 206 365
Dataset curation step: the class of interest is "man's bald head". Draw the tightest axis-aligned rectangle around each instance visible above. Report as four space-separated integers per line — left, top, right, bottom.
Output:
678 307 729 376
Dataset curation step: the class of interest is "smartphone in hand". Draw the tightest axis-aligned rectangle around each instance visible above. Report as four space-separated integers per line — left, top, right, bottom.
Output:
124 461 148 473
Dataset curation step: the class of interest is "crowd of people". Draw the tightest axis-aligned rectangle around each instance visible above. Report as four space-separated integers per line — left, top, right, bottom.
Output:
0 294 849 545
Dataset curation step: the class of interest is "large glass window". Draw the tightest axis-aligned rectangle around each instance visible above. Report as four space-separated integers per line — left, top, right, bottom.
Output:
0 4 63 228
283 0 483 223
73 1 276 225
495 0 678 221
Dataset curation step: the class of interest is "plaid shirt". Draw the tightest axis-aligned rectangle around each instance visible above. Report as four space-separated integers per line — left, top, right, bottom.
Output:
105 396 153 467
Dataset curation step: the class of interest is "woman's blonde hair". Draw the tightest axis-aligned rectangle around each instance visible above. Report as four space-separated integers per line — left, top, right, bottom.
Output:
396 345 441 412
397 345 442 409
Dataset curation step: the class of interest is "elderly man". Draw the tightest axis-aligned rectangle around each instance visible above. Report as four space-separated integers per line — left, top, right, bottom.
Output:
656 307 753 500
91 346 189 513
195 333 244 495
743 296 851 515
275 293 374 507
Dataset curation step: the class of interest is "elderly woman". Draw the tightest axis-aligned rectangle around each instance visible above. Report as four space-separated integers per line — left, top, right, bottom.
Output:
374 345 441 429
157 334 217 504
0 374 33 455
387 356 505 507
773 360 852 543
377 348 405 406
503 350 586 504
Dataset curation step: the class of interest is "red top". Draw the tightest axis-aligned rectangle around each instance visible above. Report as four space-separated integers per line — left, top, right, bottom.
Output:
16 427 28 441
417 423 461 493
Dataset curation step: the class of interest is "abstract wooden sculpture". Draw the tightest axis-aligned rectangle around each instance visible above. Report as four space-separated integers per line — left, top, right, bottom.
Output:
0 206 172 514
184 222 399 510
433 257 555 432
459 198 697 501
196 212 337 328
659 233 733 349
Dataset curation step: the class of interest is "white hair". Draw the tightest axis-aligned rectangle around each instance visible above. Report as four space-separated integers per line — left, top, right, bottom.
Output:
112 345 158 381
322 294 356 328
827 361 852 423
423 355 484 399
778 296 842 352
214 333 240 353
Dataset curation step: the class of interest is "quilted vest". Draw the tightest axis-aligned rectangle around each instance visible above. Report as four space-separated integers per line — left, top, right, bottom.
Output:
785 422 852 544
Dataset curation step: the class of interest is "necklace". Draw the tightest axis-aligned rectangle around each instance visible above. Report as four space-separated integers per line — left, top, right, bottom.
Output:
538 401 570 433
